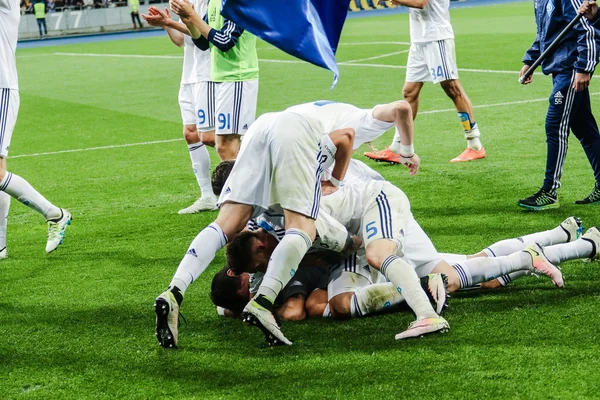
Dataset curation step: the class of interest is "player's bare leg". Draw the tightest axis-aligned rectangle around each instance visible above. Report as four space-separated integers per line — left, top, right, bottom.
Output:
439 79 486 162
0 159 71 254
215 134 241 161
364 93 421 165
179 125 218 214
155 202 253 348
243 210 316 346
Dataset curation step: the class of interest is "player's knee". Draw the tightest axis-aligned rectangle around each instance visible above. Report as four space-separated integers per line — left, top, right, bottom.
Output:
441 80 462 99
183 125 200 144
305 289 328 318
366 249 387 270
200 130 216 147
328 295 351 319
392 100 412 120
277 297 307 321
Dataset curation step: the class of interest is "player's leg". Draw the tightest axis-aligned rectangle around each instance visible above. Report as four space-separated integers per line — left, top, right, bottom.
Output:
276 294 307 321
0 89 70 254
214 80 257 160
362 184 448 339
569 86 600 205
429 40 485 162
0 190 9 259
518 70 578 210
155 202 253 348
305 288 329 318
363 43 426 163
179 82 218 214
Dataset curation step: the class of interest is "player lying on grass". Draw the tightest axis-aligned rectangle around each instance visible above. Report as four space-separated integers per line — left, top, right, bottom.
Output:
210 259 448 322
218 158 450 341
154 107 358 349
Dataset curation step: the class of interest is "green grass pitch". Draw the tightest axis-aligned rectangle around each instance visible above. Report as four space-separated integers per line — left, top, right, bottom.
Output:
2 1 600 398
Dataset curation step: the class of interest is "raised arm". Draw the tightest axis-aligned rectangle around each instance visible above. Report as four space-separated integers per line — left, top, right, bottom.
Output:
142 7 190 47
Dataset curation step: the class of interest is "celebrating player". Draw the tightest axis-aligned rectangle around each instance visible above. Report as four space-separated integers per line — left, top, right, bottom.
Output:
0 0 71 258
517 0 600 210
153 107 356 348
142 3 218 214
365 0 485 163
171 0 258 161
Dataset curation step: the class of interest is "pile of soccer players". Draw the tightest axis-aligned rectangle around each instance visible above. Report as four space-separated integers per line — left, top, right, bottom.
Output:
2 0 600 348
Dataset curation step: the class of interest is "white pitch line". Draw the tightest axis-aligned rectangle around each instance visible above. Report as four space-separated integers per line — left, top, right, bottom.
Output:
9 138 183 159
11 93 600 159
53 52 182 59
343 50 409 64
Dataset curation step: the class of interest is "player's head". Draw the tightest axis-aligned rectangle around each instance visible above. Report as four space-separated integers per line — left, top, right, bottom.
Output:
226 228 279 275
210 266 251 314
211 160 236 196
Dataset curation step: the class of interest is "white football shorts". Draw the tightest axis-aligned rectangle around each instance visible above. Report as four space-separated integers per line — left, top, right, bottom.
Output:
214 80 258 136
405 39 460 84
0 88 19 158
360 182 411 251
327 250 388 300
194 81 216 133
218 111 323 219
178 83 197 126
353 106 395 147
403 215 445 277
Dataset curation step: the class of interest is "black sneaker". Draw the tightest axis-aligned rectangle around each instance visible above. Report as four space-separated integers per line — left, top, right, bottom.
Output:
518 189 559 211
575 184 600 205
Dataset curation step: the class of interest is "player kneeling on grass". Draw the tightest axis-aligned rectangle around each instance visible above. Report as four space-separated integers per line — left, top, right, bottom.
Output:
0 0 71 258
153 108 357 348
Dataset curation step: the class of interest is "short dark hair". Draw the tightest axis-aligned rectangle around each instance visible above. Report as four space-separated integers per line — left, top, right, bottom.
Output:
211 160 236 196
226 230 259 275
210 266 247 313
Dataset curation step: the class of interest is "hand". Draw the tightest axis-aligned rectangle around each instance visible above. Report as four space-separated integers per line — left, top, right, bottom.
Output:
519 64 533 85
321 180 338 196
573 72 591 92
170 0 194 19
579 0 598 20
399 153 420 175
142 7 171 27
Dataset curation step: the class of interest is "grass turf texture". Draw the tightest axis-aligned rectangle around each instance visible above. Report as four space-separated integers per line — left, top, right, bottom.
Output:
2 1 600 398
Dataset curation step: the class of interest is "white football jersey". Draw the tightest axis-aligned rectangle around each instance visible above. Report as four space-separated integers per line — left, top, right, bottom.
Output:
0 0 20 90
180 0 210 84
286 101 393 149
409 0 454 43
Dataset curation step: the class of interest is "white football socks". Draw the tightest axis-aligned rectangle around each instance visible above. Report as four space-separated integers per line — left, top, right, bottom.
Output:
542 239 594 265
380 255 437 319
388 128 403 154
483 225 569 257
497 271 529 286
0 172 61 220
452 251 531 289
188 142 215 199
170 222 228 294
255 229 312 302
350 282 405 318
0 192 9 250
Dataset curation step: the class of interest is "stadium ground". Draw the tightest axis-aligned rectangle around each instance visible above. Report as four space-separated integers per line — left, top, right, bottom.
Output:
2 1 600 398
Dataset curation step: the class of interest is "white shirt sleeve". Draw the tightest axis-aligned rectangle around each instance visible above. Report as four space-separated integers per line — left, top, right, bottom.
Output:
314 209 349 253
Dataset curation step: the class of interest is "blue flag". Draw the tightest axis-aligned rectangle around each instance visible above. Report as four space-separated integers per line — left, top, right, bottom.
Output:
221 0 351 87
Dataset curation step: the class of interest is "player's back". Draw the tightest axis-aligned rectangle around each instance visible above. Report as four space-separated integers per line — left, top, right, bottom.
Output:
409 0 454 43
320 179 386 229
286 100 362 135
0 0 20 90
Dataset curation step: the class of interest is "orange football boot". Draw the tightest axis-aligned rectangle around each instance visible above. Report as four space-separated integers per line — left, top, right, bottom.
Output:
363 147 401 164
450 146 486 163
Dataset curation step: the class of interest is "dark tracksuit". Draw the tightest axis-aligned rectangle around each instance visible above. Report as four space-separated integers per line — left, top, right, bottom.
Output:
523 0 600 193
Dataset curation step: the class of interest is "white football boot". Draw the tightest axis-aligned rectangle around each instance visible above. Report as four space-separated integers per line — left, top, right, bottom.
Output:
421 273 449 315
46 209 72 253
0 247 7 259
395 316 450 340
559 216 584 242
178 196 217 214
242 299 292 346
582 227 600 261
154 290 179 348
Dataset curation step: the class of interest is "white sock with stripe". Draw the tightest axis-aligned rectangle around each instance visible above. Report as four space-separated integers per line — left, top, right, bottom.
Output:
380 255 437 319
256 229 312 302
0 192 9 250
170 222 228 294
0 172 61 220
350 282 405 318
452 252 531 289
483 225 569 257
188 142 215 199
497 271 529 286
